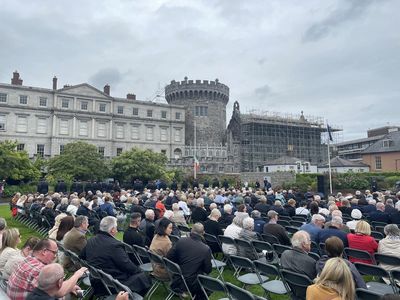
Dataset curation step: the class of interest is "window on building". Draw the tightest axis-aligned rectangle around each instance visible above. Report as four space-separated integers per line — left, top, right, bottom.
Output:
19 95 28 105
37 118 47 134
98 146 105 157
61 98 69 108
160 127 168 141
147 110 153 117
132 107 139 116
174 128 181 142
116 124 124 139
37 144 45 157
59 144 65 154
99 103 106 112
161 111 167 119
59 119 69 135
17 143 25 151
146 126 154 140
97 122 106 137
131 125 140 140
39 97 47 107
117 106 124 114
382 140 393 148
0 115 5 131
79 120 88 136
0 93 7 103
16 116 28 132
375 156 382 170
161 150 167 156
116 148 123 156
81 101 88 110
175 112 181 120
195 106 208 116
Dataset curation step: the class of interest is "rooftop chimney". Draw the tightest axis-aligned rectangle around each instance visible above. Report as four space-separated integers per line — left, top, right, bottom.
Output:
127 93 136 100
52 76 57 90
11 71 23 85
104 84 110 96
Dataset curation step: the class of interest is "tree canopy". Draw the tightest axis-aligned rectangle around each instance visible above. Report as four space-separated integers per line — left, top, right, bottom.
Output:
111 147 169 182
0 140 41 182
47 141 107 181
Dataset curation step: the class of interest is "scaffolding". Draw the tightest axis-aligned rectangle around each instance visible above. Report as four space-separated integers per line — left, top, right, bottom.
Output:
239 110 341 172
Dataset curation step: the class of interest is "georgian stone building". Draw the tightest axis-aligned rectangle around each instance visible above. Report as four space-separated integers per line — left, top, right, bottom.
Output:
0 71 186 159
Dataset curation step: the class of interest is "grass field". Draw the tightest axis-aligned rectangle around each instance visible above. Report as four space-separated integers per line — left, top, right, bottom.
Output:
0 204 288 299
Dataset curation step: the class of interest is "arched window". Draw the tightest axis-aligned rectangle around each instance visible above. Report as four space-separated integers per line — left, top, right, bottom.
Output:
174 148 182 159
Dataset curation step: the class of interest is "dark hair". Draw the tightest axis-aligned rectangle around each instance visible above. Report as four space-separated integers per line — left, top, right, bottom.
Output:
309 201 319 215
32 239 53 252
237 204 246 212
325 236 344 257
56 216 74 241
130 212 142 223
22 236 40 250
155 218 172 236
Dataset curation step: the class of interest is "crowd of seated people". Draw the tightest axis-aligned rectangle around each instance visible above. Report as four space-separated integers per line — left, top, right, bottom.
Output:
3 182 400 299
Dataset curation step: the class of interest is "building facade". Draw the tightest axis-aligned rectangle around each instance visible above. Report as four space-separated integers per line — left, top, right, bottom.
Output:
0 71 186 159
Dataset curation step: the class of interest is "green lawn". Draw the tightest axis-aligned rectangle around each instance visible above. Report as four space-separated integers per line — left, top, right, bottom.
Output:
0 205 288 299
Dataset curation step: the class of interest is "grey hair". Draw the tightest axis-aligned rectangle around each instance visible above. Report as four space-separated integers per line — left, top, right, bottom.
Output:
0 218 6 231
311 214 325 223
60 197 69 205
368 199 376 205
163 210 174 219
291 230 310 248
242 217 254 230
172 203 179 211
74 216 88 228
251 210 261 218
197 198 204 207
99 216 117 233
331 216 343 226
46 200 55 208
384 224 400 236
38 263 64 290
191 223 204 235
210 208 221 219
145 209 155 218
224 204 232 213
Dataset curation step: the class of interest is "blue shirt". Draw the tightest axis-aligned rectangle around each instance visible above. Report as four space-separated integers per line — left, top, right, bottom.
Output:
300 222 322 243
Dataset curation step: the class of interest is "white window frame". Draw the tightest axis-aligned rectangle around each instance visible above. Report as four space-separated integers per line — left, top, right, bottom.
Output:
81 101 88 111
37 118 47 134
160 127 168 142
0 115 6 131
174 128 181 142
131 125 140 140
59 119 69 135
132 107 139 116
146 126 154 141
99 103 106 112
117 106 124 114
16 116 28 132
97 122 106 137
61 98 69 109
0 93 7 103
116 124 124 139
79 120 88 136
39 97 47 107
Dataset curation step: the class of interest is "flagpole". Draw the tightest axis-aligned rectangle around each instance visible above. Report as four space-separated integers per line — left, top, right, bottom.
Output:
327 122 333 195
194 120 197 180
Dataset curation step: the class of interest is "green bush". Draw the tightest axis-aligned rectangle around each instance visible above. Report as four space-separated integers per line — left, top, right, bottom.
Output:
3 183 37 198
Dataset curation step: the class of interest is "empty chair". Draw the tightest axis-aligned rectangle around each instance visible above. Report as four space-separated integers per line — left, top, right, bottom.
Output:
163 257 194 300
254 261 288 297
285 226 299 235
177 225 191 237
261 233 280 245
225 282 257 300
197 274 229 300
371 231 384 241
292 215 308 222
229 255 268 287
146 250 171 299
354 262 396 295
281 270 313 300
132 245 153 272
97 269 143 300
279 215 292 222
290 220 304 228
277 220 291 227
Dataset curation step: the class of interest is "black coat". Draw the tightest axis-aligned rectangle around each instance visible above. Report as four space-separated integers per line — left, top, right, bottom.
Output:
204 219 223 253
191 207 208 224
369 210 390 223
81 231 151 294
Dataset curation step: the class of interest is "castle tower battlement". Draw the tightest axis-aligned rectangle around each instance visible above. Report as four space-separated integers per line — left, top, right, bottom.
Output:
165 77 229 147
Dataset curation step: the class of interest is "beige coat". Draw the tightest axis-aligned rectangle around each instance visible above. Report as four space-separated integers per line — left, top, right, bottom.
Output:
149 235 172 280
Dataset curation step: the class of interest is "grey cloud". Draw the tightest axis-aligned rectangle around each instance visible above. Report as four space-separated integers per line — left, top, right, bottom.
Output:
254 84 272 99
89 68 122 90
303 0 377 42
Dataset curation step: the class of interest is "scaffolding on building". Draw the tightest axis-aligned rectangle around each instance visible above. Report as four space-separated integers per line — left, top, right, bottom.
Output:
240 109 342 172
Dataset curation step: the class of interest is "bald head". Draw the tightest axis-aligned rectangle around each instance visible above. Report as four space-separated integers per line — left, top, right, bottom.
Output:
38 263 64 291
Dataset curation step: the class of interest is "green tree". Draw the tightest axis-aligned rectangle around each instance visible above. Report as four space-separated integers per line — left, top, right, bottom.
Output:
0 140 41 182
111 148 168 182
47 141 107 181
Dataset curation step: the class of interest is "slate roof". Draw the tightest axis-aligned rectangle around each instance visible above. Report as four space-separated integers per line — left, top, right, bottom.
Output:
362 131 400 154
267 155 304 165
319 156 369 168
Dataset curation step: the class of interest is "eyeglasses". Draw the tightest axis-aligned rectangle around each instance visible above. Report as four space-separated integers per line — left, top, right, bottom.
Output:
45 248 58 255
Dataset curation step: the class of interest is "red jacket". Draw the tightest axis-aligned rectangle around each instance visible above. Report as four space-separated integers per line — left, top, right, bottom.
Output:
347 233 378 264
155 201 166 218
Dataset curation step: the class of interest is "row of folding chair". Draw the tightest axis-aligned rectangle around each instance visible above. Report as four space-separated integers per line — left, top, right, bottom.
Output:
14 212 50 237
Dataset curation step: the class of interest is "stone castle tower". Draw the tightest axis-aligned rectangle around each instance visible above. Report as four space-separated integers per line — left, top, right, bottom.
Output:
165 77 229 146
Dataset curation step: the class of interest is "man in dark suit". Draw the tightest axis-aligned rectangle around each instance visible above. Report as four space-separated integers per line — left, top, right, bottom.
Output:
37 178 49 195
81 216 151 296
369 202 390 224
316 216 348 247
123 213 145 248
166 223 212 299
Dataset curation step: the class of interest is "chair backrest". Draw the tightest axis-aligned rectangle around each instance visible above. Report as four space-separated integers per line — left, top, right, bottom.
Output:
225 282 256 300
308 251 320 261
147 250 165 265
234 238 258 257
163 257 193 298
113 277 143 300
285 226 299 234
391 270 400 282
254 261 281 278
374 226 385 234
261 233 280 245
277 220 291 227
355 288 383 300
273 244 292 257
281 270 312 300
370 231 384 240
290 220 304 228
230 255 256 271
197 274 227 294
132 245 150 259
344 248 375 264
169 235 180 245
204 233 219 244
292 215 308 221
178 224 191 232
374 253 400 266
218 235 236 246
252 240 274 252
354 262 390 278
279 215 292 221
371 221 387 228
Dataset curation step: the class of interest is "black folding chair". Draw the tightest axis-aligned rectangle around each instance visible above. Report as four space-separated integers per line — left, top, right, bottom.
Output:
292 215 308 222
279 215 292 221
163 257 194 300
356 288 384 300
177 225 191 237
146 250 171 299
225 282 257 300
261 233 280 245
273 244 292 258
285 226 299 235
290 220 304 228
374 253 400 267
370 231 384 241
252 240 279 264
354 262 396 295
197 274 229 300
229 255 268 287
308 251 320 261
281 270 312 300
169 235 180 245
254 261 289 297
132 245 153 272
374 226 385 235
277 220 291 227
344 248 375 264
97 269 143 300
234 238 259 259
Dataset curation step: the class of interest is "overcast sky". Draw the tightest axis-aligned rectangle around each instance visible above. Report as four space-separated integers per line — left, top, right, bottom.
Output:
1 0 399 141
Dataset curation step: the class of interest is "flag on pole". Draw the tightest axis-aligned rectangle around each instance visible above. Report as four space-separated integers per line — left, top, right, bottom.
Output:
194 156 200 171
327 124 333 142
